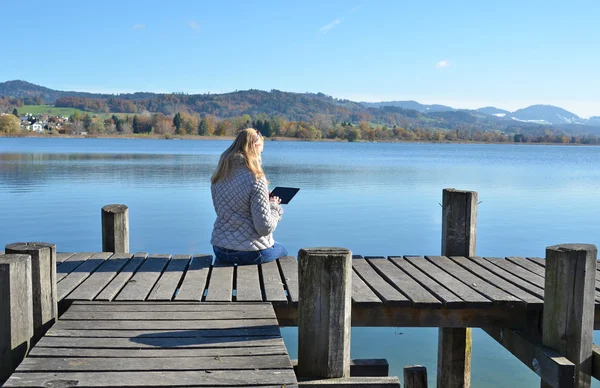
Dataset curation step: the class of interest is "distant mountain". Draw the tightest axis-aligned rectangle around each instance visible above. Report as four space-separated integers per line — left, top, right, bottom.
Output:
477 106 511 117
0 80 110 103
360 100 454 113
510 104 584 125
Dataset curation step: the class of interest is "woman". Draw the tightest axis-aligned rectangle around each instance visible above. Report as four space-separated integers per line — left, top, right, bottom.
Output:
210 128 288 265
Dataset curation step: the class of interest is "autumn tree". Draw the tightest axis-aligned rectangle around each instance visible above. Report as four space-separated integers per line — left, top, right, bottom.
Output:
173 113 182 131
0 114 20 133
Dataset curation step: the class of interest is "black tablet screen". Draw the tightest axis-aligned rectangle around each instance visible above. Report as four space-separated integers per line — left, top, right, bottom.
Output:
269 187 300 204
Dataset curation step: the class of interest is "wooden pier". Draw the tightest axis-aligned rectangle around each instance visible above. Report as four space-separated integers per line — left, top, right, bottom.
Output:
2 189 600 387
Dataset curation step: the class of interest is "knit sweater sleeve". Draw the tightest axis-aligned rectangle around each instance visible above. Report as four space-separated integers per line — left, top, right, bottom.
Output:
250 177 283 236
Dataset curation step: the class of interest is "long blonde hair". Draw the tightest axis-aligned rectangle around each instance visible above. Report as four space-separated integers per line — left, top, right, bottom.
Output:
211 128 265 184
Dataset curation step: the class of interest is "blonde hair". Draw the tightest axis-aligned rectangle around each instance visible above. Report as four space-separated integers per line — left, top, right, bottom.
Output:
211 128 265 184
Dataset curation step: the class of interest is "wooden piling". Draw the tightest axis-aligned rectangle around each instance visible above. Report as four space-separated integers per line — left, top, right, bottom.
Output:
102 204 129 253
0 254 33 382
541 244 597 388
438 188 477 388
297 247 352 379
5 242 57 343
404 365 428 388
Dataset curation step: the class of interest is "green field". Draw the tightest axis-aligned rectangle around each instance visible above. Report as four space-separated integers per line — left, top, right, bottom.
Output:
16 105 85 117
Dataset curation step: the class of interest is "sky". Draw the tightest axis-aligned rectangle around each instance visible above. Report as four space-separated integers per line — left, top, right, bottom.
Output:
3 0 600 117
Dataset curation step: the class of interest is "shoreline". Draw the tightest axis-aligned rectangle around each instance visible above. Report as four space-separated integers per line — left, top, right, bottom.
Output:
0 132 595 146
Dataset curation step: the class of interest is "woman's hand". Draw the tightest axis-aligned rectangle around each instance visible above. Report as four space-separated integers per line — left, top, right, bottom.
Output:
269 195 282 205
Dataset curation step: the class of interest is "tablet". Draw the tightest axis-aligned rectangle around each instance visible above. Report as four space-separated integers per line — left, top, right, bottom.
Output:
269 187 300 204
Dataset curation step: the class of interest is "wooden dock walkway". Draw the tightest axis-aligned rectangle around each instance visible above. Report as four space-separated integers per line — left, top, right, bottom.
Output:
54 252 600 329
3 301 299 387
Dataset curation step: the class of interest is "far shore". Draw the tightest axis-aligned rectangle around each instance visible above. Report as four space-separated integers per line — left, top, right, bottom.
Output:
0 132 595 146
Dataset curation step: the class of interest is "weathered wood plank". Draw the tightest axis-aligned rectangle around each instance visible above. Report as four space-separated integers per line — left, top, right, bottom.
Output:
94 253 146 301
174 255 212 301
405 256 491 307
278 256 299 306
298 376 400 387
260 260 288 306
367 257 442 308
236 264 262 302
58 310 276 321
46 327 281 338
205 265 233 302
50 319 280 330
351 270 382 307
404 365 428 388
55 252 75 265
66 301 274 312
390 256 464 309
58 252 112 300
352 257 409 306
34 335 285 349
483 257 545 289
56 252 94 282
147 254 190 301
427 256 521 306
65 253 133 301
292 359 389 377
29 345 288 358
3 370 299 387
16 355 293 371
448 256 543 305
114 254 170 301
469 257 545 299
506 256 546 277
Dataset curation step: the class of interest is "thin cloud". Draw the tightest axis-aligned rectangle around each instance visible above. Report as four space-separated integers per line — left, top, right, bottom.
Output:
320 19 341 33
188 21 200 30
132 24 145 30
436 60 450 68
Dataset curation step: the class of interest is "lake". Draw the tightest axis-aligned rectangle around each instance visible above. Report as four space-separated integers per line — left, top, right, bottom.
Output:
1 137 600 387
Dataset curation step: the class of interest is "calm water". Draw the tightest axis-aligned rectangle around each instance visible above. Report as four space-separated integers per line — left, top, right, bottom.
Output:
2 137 600 387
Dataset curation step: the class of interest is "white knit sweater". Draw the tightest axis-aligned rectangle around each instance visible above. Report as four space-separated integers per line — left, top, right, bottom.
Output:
210 153 284 251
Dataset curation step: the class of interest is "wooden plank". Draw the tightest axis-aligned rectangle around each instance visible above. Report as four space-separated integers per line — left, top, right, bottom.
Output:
236 264 263 302
469 257 545 299
56 252 94 282
35 335 285 349
29 345 288 358
292 359 389 377
59 310 276 321
66 302 275 312
278 256 299 306
390 256 464 308
147 254 190 301
351 270 383 307
260 260 288 306
46 327 281 338
65 253 133 301
50 319 278 330
205 265 233 302
94 253 146 301
526 256 546 267
448 256 543 305
484 327 575 388
405 256 491 307
16 355 293 371
298 377 400 387
427 256 521 306
56 252 74 265
506 256 547 277
115 254 170 301
352 257 409 307
483 257 545 289
527 256 600 295
57 252 112 300
3 370 299 387
175 255 212 301
367 257 441 308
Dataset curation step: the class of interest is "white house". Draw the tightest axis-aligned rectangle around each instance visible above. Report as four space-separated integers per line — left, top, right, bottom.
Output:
31 123 44 132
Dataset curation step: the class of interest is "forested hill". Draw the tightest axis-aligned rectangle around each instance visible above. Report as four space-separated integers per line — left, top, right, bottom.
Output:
2 80 600 138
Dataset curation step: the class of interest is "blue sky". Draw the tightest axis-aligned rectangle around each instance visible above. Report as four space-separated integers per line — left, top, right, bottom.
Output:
3 0 599 117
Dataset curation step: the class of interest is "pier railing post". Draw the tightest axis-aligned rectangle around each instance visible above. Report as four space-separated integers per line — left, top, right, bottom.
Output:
0 254 33 382
541 244 596 388
405 365 428 388
297 247 352 379
102 204 129 253
438 188 477 388
5 242 57 344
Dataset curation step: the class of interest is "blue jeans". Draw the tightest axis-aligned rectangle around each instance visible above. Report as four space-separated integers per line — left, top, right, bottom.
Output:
213 242 288 266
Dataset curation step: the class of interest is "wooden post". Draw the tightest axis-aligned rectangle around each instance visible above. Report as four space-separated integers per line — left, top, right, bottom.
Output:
438 188 477 388
297 247 352 379
541 244 596 388
0 254 33 382
5 242 57 344
404 365 428 388
102 204 129 253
